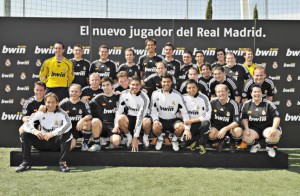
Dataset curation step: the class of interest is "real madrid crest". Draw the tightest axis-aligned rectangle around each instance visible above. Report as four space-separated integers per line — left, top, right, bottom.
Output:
79 109 82 114
286 100 292 107
262 110 266 115
20 72 26 80
36 59 41 67
272 61 278 69
5 85 11 92
226 111 230 116
172 100 176 105
5 59 11 67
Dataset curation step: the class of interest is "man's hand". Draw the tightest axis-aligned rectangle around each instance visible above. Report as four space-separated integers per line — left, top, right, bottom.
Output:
184 119 193 126
217 128 228 139
131 137 139 152
43 132 54 141
38 105 47 113
33 130 44 140
81 96 89 103
112 127 120 134
183 129 192 141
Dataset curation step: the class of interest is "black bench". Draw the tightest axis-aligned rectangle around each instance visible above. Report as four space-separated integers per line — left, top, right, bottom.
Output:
10 148 288 168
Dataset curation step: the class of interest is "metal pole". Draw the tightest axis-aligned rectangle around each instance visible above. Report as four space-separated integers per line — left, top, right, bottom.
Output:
106 0 108 18
23 0 25 17
4 0 11 16
186 0 188 19
265 0 268 19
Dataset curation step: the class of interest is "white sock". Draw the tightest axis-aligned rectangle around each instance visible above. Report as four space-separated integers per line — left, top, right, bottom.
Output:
158 135 163 141
172 135 178 142
143 134 149 140
125 133 132 140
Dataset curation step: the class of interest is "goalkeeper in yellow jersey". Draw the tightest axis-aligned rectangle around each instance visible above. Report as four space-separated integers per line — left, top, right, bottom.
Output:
39 42 74 101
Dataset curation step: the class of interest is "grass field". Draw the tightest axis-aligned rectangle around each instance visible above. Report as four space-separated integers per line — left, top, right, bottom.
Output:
1 148 300 196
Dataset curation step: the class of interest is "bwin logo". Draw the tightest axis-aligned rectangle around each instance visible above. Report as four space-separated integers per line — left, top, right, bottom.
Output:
34 46 55 54
2 45 26 54
255 48 278 56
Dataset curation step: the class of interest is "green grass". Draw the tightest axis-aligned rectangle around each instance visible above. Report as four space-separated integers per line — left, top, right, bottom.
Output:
1 148 300 196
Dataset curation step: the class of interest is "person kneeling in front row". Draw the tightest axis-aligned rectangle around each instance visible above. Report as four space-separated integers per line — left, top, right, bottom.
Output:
241 84 282 157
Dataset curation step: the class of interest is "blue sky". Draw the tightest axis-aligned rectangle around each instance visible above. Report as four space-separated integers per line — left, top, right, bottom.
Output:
0 0 300 19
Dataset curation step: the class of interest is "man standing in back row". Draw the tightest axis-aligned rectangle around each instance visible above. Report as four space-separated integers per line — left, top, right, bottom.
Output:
138 38 163 81
39 42 74 101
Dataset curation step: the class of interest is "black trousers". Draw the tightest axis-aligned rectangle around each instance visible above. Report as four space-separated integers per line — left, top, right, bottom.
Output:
21 131 72 164
189 120 210 145
46 87 69 102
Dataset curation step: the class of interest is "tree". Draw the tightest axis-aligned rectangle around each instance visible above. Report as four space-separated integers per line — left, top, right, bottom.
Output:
206 0 213 20
253 3 258 20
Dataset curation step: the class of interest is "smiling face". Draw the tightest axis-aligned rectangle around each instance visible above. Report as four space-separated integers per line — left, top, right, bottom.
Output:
161 77 172 92
183 53 192 65
54 43 64 57
34 84 46 101
130 79 141 95
164 46 173 57
215 84 228 101
99 47 109 61
251 86 263 102
186 82 198 97
69 85 81 100
253 68 266 85
195 52 205 64
125 50 134 64
45 95 59 112
73 46 83 59
146 41 156 53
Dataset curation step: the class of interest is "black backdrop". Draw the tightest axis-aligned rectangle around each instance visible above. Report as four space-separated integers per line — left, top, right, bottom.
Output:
1 18 299 147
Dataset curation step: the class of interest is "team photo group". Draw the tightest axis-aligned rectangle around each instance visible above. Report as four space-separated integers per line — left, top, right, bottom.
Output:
16 37 282 172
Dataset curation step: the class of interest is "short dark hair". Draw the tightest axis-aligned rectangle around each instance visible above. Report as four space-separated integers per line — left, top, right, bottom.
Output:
164 42 174 50
130 75 141 84
161 73 173 81
188 67 198 74
215 48 225 58
200 63 211 71
34 81 46 90
145 38 156 46
213 65 225 73
185 79 198 88
101 77 114 85
54 42 65 49
250 83 262 93
73 44 83 49
155 61 166 68
125 48 135 56
195 50 204 57
183 50 193 57
99 44 109 51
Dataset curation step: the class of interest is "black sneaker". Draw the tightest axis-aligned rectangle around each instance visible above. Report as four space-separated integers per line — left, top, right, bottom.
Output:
229 143 237 153
16 162 31 173
59 162 70 172
217 140 225 152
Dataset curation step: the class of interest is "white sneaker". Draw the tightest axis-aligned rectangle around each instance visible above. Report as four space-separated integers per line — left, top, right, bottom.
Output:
171 140 179 151
126 134 132 148
155 139 163 150
121 137 127 145
108 143 115 149
250 143 261 153
266 147 276 157
100 137 107 146
88 144 101 152
143 135 149 148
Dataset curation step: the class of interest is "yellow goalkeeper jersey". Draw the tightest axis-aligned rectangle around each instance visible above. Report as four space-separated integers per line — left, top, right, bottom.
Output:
39 57 74 88
243 62 258 77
